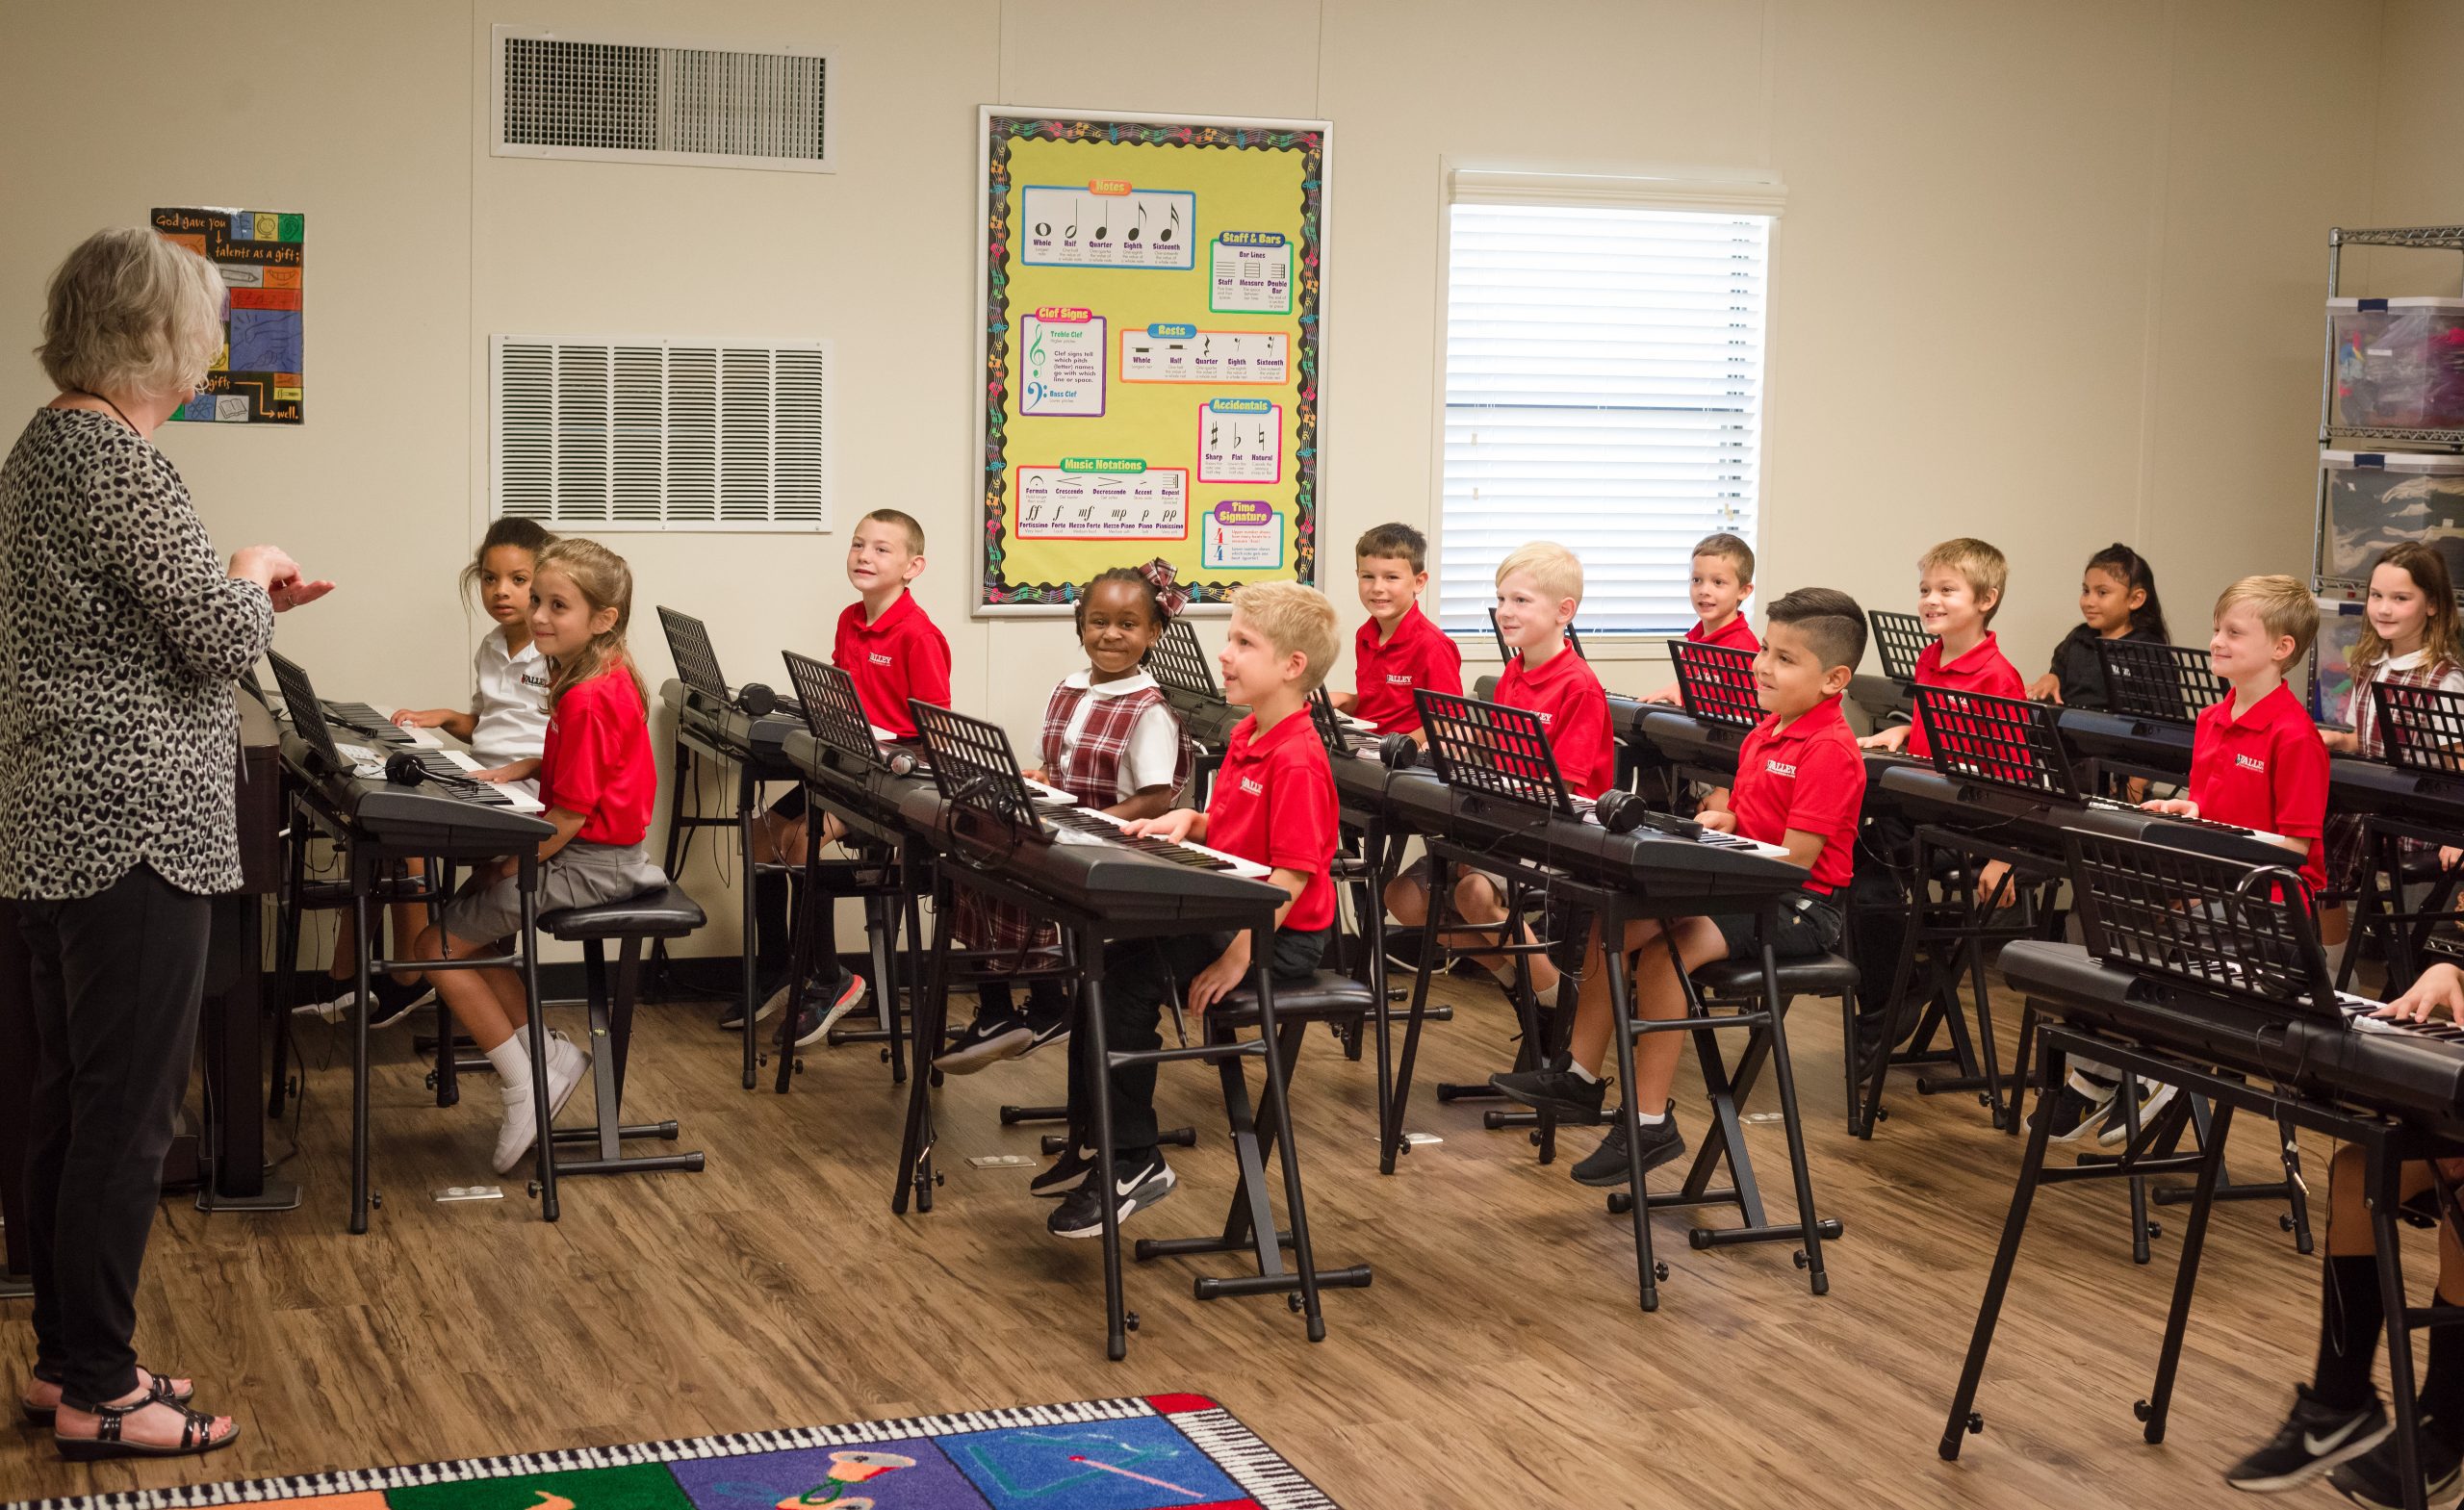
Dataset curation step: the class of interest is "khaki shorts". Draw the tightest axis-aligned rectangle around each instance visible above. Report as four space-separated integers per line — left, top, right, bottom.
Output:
441 840 666 944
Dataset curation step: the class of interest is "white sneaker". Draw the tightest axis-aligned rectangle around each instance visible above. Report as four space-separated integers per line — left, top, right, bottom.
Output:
490 1031 591 1175
2098 1079 2178 1147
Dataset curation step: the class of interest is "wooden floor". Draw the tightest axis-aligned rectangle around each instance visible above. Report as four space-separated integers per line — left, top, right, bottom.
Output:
0 965 2418 1507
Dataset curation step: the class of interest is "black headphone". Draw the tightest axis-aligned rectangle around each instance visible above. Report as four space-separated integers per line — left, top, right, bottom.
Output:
383 750 429 786
735 682 779 718
1592 788 1648 834
1378 734 1420 771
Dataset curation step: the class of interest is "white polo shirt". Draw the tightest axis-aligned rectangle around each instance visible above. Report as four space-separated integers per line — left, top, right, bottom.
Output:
470 625 552 766
1055 669 1184 802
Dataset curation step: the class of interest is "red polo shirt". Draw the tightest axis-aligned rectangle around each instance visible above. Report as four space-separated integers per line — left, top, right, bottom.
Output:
1907 631 2025 758
1205 708 1338 932
1494 643 1615 800
1351 604 1464 735
1729 694 1863 894
539 669 656 846
834 590 952 739
1687 614 1760 653
2188 680 2329 893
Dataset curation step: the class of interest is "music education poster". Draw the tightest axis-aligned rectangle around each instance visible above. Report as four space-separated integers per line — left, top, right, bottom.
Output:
152 206 304 424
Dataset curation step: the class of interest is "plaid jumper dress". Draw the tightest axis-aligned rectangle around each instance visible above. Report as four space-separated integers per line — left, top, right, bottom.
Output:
952 679 1194 963
2326 653 2462 888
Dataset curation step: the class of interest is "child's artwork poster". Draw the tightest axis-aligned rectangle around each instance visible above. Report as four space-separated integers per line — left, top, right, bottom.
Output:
151 206 304 424
977 110 1327 612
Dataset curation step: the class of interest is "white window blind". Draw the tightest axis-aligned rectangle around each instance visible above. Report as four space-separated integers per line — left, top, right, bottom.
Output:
1439 198 1773 634
492 335 830 532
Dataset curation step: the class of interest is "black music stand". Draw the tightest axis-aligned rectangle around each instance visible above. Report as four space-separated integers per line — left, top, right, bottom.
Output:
269 651 556 1232
1868 609 1928 682
1669 640 1761 729
2096 638 2227 725
1146 618 1239 800
1945 832 2454 1509
1391 689 1838 1310
758 650 930 1095
2348 681 2464 992
654 605 814 1088
896 700 1364 1358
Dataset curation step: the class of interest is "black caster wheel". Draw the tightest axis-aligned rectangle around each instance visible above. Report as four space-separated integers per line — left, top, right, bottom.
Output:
1976 1092 1992 1110
879 1048 891 1064
1287 1293 1304 1313
1527 1130 1543 1147
1876 1107 1889 1122
424 1071 439 1090
369 1192 382 1209
1398 1139 1412 1156
1125 1311 1141 1332
757 1053 770 1069
793 1059 806 1075
2279 1214 2297 1232
528 1181 541 1198
1965 1412 1984 1435
2133 1399 2152 1422
1792 1250 1810 1269
1653 1261 1670 1281
2145 1221 2162 1241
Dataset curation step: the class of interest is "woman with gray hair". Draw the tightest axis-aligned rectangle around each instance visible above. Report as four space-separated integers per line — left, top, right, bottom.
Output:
2 226 332 1459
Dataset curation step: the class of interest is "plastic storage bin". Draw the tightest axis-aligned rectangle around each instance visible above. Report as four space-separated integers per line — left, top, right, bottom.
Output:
2311 597 2366 725
2319 448 2464 585
2329 297 2464 430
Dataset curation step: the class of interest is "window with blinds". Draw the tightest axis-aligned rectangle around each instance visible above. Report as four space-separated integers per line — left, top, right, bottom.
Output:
1439 191 1776 635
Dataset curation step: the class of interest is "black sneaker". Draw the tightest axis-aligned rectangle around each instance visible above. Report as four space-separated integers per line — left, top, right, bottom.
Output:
1047 1153 1176 1239
2221 1385 2392 1493
1571 1104 1688 1188
774 972 869 1050
1014 995 1073 1061
2324 1413 2458 1507
1488 1055 1607 1121
932 1012 1031 1074
1030 1143 1096 1197
2028 1073 2118 1146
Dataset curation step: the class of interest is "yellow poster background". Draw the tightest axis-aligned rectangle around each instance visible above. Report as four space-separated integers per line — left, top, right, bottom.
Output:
979 114 1325 611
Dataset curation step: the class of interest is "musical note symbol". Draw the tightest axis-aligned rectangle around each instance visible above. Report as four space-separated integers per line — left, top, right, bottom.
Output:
1093 203 1108 240
1127 204 1147 243
1202 336 1212 358
1160 204 1179 244
1067 199 1081 239
1034 220 1051 238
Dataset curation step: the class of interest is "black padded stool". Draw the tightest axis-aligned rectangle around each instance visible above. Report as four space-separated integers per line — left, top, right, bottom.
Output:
1691 954 1862 1137
536 884 708 1179
1132 969 1374 1308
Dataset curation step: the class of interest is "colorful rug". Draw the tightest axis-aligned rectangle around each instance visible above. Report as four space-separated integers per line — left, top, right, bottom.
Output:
4 1396 1337 1510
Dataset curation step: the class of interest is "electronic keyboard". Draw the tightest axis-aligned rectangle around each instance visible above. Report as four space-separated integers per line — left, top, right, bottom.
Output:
1877 762 2304 869
2003 939 2464 1139
280 734 553 850
2329 755 2464 830
659 678 805 768
2054 704 2194 778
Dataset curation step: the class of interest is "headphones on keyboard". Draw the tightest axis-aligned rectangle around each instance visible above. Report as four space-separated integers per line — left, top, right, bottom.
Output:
1378 734 1419 770
1592 788 1648 834
735 682 779 717
383 750 429 786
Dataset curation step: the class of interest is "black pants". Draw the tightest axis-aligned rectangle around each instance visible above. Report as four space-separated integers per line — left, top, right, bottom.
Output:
1068 926 1330 1157
15 864 210 1404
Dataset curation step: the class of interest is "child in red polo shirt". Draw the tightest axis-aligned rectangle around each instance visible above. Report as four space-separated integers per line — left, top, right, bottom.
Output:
1860 537 2024 759
1335 522 1462 743
1044 581 1342 1239
751 507 954 1045
1645 532 1759 704
1383 541 1608 1002
1492 588 1867 1185
2031 576 2331 1146
412 539 666 1177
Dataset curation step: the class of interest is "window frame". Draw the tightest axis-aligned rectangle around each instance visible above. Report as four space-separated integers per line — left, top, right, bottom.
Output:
1427 163 1786 658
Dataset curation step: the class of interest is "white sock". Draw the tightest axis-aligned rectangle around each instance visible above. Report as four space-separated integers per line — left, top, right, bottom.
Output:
1487 959 1520 989
2323 938 2349 979
1569 1060 1599 1085
1636 1106 1668 1126
485 1037 533 1093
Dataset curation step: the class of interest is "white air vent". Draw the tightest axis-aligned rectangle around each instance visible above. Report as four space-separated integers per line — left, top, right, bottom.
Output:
492 336 830 533
492 26 834 172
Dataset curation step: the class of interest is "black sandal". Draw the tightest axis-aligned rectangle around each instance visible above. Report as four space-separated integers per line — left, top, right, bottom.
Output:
52 1394 237 1461
20 1368 192 1427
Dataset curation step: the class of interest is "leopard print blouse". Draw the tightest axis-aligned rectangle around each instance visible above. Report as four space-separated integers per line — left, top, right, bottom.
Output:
0 409 277 900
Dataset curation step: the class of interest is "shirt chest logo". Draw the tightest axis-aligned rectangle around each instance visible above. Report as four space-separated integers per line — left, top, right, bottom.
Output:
868 652 894 668
1384 673 1414 685
2235 754 2266 774
1531 709 1554 726
1764 758 1797 779
521 671 550 691
1239 777 1265 796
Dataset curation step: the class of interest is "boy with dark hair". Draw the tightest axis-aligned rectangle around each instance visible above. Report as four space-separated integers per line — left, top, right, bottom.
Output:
1494 586 1868 1184
1337 523 1462 742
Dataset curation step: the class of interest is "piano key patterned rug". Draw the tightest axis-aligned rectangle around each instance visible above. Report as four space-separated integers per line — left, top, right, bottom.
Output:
4 1396 1337 1510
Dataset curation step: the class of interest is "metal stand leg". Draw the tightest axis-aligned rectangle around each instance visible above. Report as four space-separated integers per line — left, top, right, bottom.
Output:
348 856 375 1235
519 856 559 1222
1938 1049 2062 1459
1600 927 1662 1311
1382 906 1445 1175
2139 1099 2236 1443
736 766 760 1090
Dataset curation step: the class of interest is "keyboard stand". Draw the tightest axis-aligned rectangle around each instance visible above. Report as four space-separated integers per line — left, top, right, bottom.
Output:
1944 1020 2457 1510
280 782 553 1232
661 702 800 1090
2349 812 2464 998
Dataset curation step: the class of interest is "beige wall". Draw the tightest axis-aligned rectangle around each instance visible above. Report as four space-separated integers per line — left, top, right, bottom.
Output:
0 0 2405 952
